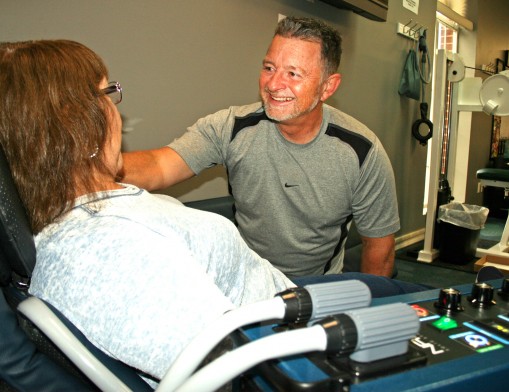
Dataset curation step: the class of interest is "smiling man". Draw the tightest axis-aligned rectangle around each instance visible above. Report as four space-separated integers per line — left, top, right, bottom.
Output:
260 33 339 143
121 16 400 280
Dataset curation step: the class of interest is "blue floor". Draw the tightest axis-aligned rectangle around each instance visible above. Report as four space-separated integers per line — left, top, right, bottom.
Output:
479 216 505 242
395 257 477 288
394 217 505 288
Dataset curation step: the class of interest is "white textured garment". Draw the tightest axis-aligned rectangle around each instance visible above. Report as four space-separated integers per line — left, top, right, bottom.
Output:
29 185 294 380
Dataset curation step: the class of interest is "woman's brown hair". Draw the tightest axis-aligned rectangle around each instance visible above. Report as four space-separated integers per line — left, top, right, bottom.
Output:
0 40 113 233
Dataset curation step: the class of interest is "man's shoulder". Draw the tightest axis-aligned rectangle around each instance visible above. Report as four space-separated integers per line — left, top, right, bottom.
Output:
323 104 376 141
322 105 380 167
222 102 272 142
209 102 264 120
202 102 267 138
232 102 264 116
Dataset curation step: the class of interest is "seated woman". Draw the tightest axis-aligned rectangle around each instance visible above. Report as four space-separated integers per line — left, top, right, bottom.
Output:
0 40 427 383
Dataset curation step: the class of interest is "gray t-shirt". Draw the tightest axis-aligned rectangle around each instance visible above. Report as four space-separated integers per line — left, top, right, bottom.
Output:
29 185 293 380
170 103 400 277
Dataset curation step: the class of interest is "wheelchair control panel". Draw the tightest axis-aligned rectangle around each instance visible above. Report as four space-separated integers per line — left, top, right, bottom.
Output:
238 279 509 391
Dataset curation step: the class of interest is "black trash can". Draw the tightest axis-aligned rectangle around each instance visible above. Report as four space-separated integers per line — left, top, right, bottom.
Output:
437 202 489 264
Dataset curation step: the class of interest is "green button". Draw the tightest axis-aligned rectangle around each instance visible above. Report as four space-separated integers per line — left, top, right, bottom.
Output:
432 316 458 331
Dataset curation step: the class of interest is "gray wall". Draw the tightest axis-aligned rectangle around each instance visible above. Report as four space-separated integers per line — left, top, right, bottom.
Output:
1 0 440 239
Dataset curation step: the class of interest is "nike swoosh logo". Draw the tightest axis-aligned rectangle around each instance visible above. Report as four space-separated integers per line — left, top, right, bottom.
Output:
284 183 299 188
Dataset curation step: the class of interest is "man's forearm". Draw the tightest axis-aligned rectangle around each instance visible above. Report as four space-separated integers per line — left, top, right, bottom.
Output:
119 147 195 191
118 149 166 190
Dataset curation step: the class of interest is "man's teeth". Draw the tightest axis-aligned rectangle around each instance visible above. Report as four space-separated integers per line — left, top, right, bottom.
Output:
272 97 293 101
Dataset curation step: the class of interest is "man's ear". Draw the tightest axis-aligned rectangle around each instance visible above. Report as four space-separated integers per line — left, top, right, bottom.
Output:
321 73 341 101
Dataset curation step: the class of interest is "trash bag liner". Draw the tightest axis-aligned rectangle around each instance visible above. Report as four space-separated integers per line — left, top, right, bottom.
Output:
438 202 489 230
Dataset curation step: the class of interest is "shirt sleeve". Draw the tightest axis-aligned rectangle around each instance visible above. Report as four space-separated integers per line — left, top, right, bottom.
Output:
351 139 400 238
169 108 234 175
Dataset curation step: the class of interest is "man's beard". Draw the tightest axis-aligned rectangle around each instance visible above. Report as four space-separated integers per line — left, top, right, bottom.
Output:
261 92 321 123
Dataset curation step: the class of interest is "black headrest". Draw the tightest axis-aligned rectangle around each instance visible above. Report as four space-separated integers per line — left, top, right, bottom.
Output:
0 145 36 286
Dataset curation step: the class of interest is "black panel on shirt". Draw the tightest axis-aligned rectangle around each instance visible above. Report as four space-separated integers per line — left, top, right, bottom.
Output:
231 111 270 143
323 213 353 274
325 124 372 167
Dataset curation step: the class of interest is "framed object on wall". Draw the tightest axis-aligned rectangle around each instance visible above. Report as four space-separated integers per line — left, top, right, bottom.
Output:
491 116 509 159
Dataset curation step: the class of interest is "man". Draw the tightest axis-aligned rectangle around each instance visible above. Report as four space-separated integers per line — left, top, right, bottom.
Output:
121 16 399 279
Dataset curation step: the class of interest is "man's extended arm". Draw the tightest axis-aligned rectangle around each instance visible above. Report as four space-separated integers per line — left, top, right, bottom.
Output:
119 147 195 191
359 234 395 277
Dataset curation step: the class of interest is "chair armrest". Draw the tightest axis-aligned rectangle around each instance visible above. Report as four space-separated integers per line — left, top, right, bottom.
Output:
184 196 235 222
18 297 134 392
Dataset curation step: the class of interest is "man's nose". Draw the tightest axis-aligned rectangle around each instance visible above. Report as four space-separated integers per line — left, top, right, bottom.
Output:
266 71 286 91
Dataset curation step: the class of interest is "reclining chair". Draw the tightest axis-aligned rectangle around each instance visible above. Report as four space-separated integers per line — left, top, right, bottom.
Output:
0 145 152 391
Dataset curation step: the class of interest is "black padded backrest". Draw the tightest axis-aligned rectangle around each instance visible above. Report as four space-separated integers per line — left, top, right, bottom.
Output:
0 145 36 286
0 289 91 391
184 195 236 222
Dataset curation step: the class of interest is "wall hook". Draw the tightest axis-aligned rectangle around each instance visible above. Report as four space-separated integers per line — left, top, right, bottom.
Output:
397 19 421 41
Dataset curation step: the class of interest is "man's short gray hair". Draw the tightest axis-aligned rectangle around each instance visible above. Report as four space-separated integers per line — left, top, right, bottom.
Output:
275 16 342 76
